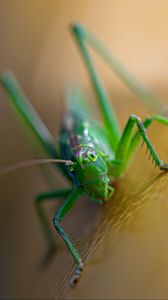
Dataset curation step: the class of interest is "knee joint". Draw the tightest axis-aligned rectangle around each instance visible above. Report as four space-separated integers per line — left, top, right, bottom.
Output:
53 217 58 227
130 114 142 122
53 217 62 233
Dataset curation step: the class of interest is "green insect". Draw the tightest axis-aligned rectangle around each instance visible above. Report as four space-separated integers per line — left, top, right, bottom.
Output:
1 23 168 286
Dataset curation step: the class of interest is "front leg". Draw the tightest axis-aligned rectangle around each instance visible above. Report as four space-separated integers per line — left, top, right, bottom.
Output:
52 188 84 286
112 114 168 177
127 115 168 164
35 188 72 264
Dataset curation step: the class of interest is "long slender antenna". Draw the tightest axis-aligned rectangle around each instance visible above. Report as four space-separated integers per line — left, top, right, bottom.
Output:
0 159 72 176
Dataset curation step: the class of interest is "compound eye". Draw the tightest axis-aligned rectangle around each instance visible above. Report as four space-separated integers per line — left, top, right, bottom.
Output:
87 150 98 162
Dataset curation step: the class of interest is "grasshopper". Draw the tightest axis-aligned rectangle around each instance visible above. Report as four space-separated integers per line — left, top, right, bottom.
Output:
1 24 168 286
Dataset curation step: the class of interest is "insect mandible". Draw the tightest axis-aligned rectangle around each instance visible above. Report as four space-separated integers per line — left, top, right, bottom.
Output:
1 23 168 286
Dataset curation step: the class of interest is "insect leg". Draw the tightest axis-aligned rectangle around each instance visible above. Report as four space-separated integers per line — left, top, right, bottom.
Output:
126 115 168 166
112 114 168 177
0 72 69 178
52 187 84 286
71 24 120 151
35 188 72 263
74 24 163 113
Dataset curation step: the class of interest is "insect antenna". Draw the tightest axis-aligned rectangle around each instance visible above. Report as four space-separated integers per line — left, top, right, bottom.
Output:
0 158 73 176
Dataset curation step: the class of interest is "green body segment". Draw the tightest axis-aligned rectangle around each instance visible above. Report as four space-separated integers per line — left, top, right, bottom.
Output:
1 23 168 286
59 96 115 200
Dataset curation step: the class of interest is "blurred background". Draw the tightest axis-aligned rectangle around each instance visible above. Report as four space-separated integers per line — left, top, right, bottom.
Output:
1 0 168 299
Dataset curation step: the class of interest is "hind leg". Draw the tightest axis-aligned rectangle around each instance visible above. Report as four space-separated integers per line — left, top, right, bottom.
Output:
71 24 163 114
71 24 121 150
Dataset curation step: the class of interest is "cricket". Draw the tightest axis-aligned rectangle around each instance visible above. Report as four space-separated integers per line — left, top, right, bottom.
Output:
1 23 168 286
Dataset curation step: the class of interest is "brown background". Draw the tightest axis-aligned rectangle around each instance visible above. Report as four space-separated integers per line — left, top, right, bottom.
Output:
1 0 168 299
